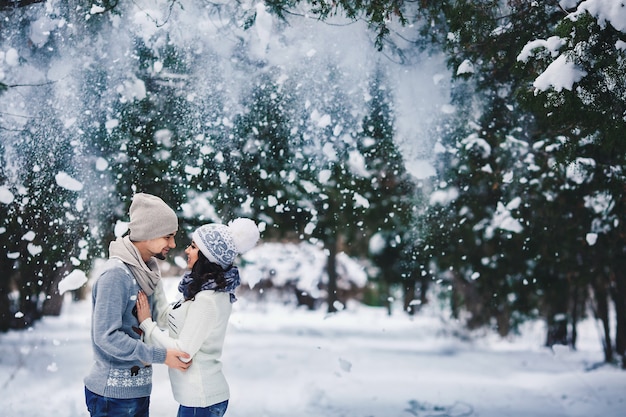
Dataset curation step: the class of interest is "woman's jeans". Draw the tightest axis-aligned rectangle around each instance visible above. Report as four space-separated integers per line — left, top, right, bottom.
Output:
85 387 150 417
177 400 229 417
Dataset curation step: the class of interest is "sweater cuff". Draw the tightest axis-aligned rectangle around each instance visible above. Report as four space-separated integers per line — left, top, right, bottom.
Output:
153 346 167 364
139 318 156 334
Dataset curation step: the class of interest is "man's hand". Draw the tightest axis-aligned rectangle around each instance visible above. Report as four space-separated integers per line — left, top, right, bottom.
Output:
165 349 191 371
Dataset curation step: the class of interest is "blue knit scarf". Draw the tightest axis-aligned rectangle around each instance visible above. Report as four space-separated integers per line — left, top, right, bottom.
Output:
178 267 241 303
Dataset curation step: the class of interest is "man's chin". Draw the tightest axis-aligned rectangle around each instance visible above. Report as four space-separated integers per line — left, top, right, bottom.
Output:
155 253 166 260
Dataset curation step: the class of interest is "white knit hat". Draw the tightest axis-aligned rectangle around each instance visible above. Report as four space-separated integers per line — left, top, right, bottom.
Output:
128 193 178 241
192 218 260 269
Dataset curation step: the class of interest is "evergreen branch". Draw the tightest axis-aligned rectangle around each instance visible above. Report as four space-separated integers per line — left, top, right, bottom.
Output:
2 79 57 88
130 0 181 27
0 110 35 119
0 0 45 11
0 121 28 132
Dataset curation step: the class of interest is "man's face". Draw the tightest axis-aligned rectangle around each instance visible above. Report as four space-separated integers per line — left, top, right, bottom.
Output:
146 233 177 260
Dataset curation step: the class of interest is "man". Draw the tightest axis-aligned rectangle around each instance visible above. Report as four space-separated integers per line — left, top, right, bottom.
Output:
84 193 190 417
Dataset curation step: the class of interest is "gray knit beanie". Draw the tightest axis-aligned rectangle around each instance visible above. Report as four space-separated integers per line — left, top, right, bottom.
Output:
128 193 178 241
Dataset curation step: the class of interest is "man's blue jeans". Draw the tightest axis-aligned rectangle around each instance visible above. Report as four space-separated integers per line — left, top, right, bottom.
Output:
85 387 150 417
177 400 229 417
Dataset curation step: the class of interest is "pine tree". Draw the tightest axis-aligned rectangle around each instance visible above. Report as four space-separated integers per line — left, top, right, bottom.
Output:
358 65 417 314
517 8 626 360
227 68 309 234
101 37 197 234
0 4 103 328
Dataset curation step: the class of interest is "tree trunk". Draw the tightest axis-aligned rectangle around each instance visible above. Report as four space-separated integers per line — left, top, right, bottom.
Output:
382 279 392 316
0 283 12 332
42 273 65 316
611 270 626 368
591 279 613 363
450 274 460 320
570 279 580 350
403 279 417 315
15 290 41 329
496 306 511 337
545 276 570 347
326 238 339 313
420 273 430 307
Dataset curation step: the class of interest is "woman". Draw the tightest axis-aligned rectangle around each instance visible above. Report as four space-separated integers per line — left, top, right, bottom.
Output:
136 218 260 417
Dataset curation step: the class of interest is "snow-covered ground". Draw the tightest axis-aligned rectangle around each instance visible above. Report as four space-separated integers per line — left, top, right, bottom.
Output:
1 277 624 417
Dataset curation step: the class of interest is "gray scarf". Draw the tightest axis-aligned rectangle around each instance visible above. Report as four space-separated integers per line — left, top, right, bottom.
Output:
108 236 161 296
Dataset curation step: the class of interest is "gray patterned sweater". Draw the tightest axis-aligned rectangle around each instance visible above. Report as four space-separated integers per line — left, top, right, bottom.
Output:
84 258 168 399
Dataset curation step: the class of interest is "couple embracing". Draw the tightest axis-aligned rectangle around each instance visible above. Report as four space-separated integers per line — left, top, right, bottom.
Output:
84 193 260 417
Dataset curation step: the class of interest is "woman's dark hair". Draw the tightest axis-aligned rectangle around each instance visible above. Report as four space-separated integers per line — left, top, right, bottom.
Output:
185 250 228 300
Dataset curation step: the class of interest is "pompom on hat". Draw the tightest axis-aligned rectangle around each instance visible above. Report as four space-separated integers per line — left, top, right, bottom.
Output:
193 218 260 269
128 193 178 241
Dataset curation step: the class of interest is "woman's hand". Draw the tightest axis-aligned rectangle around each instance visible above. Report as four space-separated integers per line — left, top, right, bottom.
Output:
136 290 152 323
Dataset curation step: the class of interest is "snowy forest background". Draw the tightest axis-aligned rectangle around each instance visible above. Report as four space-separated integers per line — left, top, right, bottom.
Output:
1 0 625 369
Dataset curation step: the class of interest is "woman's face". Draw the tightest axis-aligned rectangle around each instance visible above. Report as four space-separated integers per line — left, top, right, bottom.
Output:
184 241 200 269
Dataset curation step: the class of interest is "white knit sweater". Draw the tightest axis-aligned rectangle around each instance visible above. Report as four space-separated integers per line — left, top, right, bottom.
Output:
140 289 232 407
